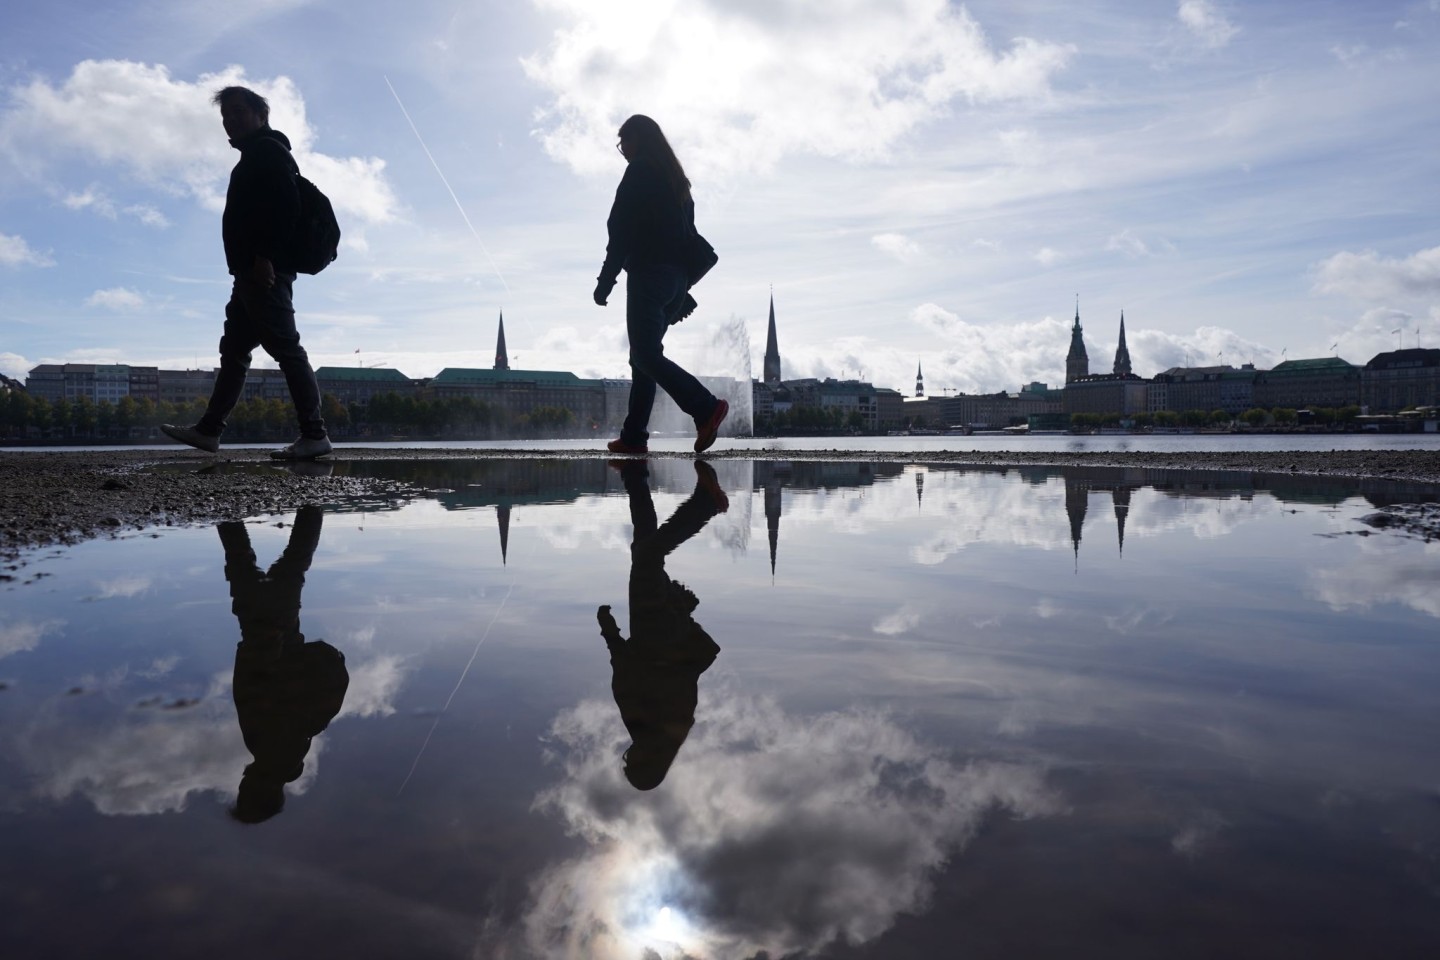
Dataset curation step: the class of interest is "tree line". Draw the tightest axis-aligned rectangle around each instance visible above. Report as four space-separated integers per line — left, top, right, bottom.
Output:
0 390 593 442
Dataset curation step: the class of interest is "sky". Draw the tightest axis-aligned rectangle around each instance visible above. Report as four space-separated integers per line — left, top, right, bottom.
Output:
1 0 1438 397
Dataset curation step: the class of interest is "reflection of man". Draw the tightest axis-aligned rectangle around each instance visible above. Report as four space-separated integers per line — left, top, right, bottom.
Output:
218 505 348 822
598 460 727 790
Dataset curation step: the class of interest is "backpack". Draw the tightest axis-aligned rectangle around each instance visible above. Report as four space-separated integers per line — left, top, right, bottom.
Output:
288 173 341 275
264 139 341 275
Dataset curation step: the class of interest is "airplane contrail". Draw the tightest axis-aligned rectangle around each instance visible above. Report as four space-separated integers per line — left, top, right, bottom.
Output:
384 74 510 294
397 578 515 795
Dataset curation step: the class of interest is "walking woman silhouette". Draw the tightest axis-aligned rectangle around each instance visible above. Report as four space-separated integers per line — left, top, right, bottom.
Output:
593 114 729 455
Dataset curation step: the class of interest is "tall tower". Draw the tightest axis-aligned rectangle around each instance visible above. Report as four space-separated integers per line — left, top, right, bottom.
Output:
1113 311 1132 376
1066 298 1089 383
763 292 781 386
915 361 924 398
495 311 509 370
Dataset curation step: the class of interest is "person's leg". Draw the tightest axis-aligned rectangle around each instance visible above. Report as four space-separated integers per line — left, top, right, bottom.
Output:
626 266 717 422
620 368 658 448
242 275 327 440
196 283 262 437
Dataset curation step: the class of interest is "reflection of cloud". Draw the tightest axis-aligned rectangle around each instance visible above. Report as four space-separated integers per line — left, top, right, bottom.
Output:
92 575 152 598
0 618 64 659
517 692 1060 959
1309 539 1440 619
336 654 408 719
16 679 280 816
873 605 923 636
1172 809 1227 858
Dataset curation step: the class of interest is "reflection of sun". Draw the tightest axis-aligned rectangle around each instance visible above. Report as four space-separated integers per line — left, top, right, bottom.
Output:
619 856 702 957
640 905 693 950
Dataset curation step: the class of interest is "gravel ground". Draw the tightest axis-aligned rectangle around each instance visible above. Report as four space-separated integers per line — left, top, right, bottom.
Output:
4 446 1440 571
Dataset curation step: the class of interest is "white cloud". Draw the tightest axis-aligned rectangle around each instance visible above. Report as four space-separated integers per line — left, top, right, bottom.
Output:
1033 246 1063 266
85 287 146 311
0 352 31 380
1178 0 1238 49
871 232 922 262
1312 245 1440 301
2 60 399 225
520 692 1060 958
0 231 55 267
1105 228 1174 259
522 0 1074 180
65 187 172 229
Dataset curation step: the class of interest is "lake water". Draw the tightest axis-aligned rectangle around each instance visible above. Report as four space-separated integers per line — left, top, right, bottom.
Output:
11 430 1440 456
2 458 1439 959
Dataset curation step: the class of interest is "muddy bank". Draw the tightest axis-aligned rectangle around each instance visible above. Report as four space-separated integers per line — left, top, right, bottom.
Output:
4 447 1440 570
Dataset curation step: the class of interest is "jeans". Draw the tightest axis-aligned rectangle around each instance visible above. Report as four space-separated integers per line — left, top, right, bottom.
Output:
199 275 327 440
621 263 717 446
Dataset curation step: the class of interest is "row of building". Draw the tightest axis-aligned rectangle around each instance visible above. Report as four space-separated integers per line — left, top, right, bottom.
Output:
15 303 1440 434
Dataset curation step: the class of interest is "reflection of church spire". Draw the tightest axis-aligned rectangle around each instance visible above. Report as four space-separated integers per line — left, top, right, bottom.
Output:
763 292 781 387
915 469 924 510
1065 476 1088 570
765 478 782 577
1112 486 1130 557
1066 297 1089 383
495 312 509 371
1113 311 1131 376
496 503 511 564
915 360 924 398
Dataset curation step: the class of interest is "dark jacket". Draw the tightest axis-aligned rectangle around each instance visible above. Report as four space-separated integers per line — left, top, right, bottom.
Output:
222 127 300 276
599 157 694 286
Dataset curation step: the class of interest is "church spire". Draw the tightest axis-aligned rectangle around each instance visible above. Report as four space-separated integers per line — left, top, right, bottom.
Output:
1066 296 1089 383
915 360 924 398
494 311 509 370
763 291 782 386
1113 310 1132 376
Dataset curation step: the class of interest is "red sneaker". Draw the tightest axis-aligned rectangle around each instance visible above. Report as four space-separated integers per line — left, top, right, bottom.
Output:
607 438 648 455
694 399 729 453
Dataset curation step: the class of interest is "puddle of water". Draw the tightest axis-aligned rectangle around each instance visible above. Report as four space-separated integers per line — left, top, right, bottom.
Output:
2 459 1439 959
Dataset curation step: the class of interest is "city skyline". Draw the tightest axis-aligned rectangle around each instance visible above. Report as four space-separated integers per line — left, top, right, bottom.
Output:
2 1 1439 398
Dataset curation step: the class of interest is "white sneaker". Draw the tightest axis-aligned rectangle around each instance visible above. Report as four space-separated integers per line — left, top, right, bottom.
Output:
160 423 220 453
269 436 333 460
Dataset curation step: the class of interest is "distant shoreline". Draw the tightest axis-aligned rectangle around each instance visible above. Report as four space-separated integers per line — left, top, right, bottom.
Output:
4 447 1440 572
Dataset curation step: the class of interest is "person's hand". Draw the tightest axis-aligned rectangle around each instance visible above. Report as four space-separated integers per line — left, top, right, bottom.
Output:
252 255 276 289
593 277 615 306
597 604 622 642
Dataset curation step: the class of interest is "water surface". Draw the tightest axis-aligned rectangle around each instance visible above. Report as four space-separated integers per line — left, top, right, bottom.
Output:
2 459 1438 959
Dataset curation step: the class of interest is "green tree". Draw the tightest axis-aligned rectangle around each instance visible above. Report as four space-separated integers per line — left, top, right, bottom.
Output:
1180 409 1208 427
1241 407 1268 427
51 397 73 439
1153 410 1180 428
1272 407 1298 426
1209 409 1230 426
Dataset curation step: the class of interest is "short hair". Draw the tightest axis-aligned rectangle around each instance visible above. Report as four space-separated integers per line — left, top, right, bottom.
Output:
212 85 269 123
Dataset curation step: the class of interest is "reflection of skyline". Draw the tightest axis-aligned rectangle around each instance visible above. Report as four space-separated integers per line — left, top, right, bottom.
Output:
173 458 1440 576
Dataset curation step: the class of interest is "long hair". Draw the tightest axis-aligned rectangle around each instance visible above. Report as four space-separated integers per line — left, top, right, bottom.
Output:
619 114 691 203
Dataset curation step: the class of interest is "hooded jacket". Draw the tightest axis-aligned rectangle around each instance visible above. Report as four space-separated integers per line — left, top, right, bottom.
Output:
222 127 300 276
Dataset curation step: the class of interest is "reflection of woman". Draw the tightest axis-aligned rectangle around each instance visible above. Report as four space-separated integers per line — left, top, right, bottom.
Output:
593 114 728 455
219 505 348 823
599 460 728 789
